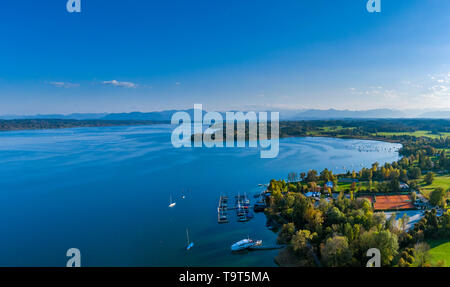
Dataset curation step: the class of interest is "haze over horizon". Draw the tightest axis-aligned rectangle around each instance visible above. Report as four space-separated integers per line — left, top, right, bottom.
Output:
1 1 449 114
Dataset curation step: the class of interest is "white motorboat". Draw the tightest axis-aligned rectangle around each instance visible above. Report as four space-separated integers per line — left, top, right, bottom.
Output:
231 238 262 251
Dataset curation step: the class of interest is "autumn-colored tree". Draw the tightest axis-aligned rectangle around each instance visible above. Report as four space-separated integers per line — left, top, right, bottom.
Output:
424 172 435 185
321 236 352 267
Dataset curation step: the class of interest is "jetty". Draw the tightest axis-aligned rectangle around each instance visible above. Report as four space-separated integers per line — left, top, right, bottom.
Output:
248 244 286 251
217 196 229 223
217 193 254 223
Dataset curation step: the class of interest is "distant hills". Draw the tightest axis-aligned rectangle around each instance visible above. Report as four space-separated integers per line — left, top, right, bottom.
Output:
0 113 108 120
102 109 200 121
281 109 408 120
416 110 450 119
1 108 448 121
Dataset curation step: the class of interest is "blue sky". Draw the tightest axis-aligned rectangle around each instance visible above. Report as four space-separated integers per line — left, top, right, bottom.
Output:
0 0 449 114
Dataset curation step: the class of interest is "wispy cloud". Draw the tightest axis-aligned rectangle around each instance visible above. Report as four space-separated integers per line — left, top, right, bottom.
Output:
419 73 450 108
48 81 80 88
102 80 137 88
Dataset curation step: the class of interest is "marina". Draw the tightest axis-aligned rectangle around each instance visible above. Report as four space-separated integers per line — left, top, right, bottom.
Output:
217 193 256 223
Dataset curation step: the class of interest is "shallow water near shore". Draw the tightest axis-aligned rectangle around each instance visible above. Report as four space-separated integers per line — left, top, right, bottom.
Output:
0 124 401 266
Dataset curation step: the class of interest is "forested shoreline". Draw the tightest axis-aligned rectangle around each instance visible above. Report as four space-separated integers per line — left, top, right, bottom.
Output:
0 119 167 132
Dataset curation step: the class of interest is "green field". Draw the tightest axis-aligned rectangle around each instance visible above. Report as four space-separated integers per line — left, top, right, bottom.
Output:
427 239 450 267
373 130 450 139
419 175 450 198
335 180 370 192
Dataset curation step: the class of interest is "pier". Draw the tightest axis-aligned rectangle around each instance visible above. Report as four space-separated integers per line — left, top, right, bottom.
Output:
217 193 254 223
248 244 286 251
218 196 229 223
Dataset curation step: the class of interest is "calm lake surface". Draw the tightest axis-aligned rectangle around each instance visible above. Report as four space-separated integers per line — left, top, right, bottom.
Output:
0 125 401 267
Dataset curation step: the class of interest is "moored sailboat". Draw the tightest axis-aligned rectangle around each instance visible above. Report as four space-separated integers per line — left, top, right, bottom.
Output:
186 228 194 250
169 193 176 208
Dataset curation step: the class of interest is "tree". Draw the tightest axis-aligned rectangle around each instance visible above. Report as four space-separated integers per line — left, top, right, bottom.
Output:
321 236 352 267
305 170 319 183
351 182 357 192
327 207 346 225
320 168 333 182
277 223 296 244
359 230 399 266
410 192 417 203
300 172 306 182
429 187 445 207
414 242 431 267
371 212 386 228
308 181 318 193
419 156 433 170
399 213 409 232
424 172 435 185
408 180 419 191
291 230 313 255
304 207 324 233
389 178 400 193
397 248 415 267
408 167 421 180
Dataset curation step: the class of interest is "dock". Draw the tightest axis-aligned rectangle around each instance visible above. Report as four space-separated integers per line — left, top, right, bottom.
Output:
217 196 229 223
217 193 254 223
248 244 286 251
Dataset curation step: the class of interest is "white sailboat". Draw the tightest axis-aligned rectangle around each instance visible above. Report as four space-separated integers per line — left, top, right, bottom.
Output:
186 228 194 250
169 193 176 208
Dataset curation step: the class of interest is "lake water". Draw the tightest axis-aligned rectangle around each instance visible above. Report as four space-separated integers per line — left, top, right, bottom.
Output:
0 125 401 267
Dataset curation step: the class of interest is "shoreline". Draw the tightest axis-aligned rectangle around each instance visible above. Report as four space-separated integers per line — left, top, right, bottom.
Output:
0 119 168 133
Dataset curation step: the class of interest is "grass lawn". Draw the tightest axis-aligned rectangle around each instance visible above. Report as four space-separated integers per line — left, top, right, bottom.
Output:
419 175 450 198
335 181 370 192
373 130 450 139
427 239 450 267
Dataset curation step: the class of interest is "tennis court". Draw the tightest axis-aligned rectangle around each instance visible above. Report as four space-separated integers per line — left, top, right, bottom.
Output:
360 194 415 211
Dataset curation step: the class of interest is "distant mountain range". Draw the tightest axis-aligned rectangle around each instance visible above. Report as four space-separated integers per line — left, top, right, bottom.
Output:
1 108 449 121
101 109 200 121
0 113 108 120
282 108 408 120
416 110 450 119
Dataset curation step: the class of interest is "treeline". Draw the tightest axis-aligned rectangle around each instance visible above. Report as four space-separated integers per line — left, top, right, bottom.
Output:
206 119 450 142
279 119 450 139
0 119 165 131
399 137 450 156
